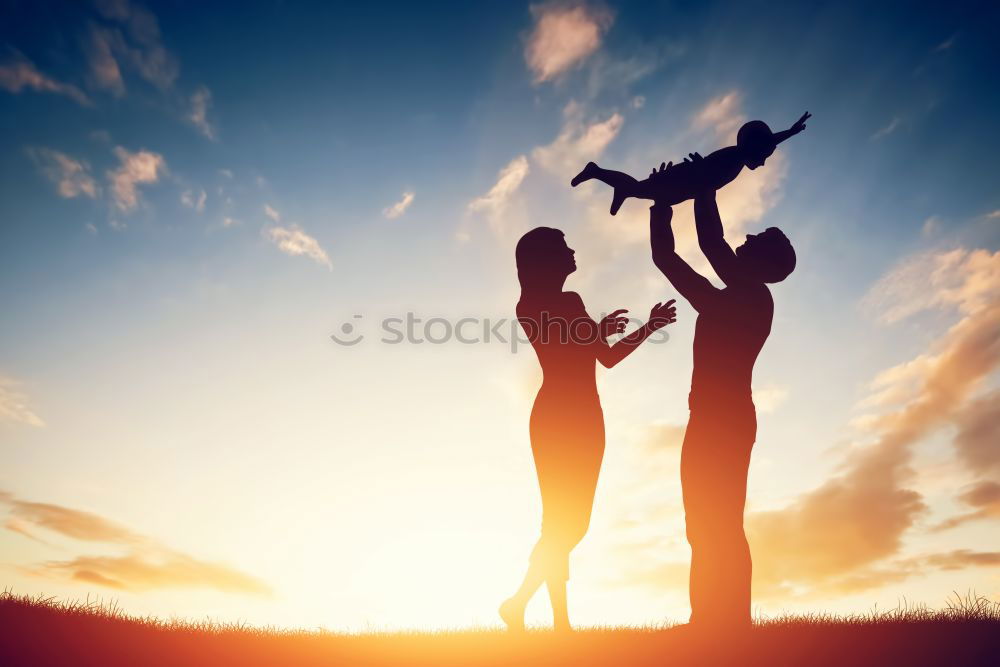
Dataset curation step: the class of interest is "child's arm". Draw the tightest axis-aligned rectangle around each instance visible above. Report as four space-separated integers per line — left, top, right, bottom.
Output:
772 111 811 146
649 203 719 313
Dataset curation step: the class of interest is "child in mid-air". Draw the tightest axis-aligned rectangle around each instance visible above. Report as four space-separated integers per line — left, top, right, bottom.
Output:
572 112 811 215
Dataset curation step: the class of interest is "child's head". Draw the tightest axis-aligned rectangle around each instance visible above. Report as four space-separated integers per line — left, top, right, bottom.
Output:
737 120 777 169
736 227 796 283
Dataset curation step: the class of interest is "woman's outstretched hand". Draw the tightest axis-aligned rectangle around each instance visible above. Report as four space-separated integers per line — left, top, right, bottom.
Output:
599 309 629 339
647 300 677 330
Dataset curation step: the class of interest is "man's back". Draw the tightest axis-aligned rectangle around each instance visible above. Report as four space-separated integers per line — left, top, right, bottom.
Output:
689 283 773 410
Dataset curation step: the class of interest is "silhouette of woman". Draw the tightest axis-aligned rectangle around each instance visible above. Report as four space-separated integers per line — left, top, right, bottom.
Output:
500 227 676 631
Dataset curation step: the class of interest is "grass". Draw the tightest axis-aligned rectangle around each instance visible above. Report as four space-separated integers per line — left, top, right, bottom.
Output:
2 590 999 666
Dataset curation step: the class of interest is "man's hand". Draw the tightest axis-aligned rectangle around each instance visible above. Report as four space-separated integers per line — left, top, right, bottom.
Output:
787 111 811 136
647 300 677 330
599 309 629 339
648 160 673 184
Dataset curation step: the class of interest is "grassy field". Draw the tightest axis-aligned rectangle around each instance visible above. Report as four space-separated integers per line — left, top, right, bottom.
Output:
2 591 998 666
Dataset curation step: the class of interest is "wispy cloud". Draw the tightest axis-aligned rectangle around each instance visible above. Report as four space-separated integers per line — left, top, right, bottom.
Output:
532 100 623 176
0 54 91 106
263 204 281 223
0 491 271 595
468 156 530 216
382 190 415 219
933 480 1000 531
87 0 179 93
107 146 167 212
753 385 789 413
38 551 273 594
525 2 613 83
692 90 745 142
0 376 45 428
27 148 99 199
933 33 958 53
187 85 216 140
85 25 126 96
264 225 332 269
871 116 901 141
181 188 207 213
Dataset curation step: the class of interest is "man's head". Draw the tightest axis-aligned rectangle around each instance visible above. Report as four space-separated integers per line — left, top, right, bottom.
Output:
736 120 777 169
735 227 796 283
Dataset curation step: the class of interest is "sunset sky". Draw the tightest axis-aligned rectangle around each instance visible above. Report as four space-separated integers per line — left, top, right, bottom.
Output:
2 0 999 630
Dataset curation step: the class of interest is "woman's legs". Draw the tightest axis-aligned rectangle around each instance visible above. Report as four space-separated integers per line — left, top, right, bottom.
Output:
501 451 601 630
547 579 570 631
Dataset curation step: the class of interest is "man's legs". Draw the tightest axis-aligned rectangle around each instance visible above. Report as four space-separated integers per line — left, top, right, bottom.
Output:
681 409 755 627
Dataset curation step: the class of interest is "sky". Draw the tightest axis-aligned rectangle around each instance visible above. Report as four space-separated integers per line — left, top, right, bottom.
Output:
1 0 999 630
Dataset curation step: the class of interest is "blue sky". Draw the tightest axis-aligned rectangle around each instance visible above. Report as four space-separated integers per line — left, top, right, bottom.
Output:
1 0 999 629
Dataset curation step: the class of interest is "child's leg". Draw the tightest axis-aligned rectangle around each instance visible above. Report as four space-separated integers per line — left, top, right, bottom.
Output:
571 162 638 190
570 162 638 216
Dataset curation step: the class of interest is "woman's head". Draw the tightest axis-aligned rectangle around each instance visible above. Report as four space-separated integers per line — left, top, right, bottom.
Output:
516 227 576 291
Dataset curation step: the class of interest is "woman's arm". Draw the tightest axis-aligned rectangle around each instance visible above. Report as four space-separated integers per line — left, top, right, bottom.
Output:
597 301 676 368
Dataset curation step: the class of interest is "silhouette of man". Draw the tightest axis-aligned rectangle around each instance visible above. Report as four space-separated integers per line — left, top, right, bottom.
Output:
648 160 795 628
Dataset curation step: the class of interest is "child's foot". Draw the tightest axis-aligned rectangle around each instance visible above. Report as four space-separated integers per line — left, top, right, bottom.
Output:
610 190 626 216
499 597 525 632
570 161 597 187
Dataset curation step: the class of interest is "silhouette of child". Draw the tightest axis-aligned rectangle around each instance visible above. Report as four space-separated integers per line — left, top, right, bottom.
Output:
571 112 810 215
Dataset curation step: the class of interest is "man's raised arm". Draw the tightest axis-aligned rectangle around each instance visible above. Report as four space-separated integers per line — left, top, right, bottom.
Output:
650 204 718 312
694 191 742 286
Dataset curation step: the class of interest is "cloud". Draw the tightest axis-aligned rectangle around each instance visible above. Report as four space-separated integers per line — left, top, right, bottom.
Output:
88 1 179 93
0 377 44 427
934 480 1000 530
525 2 613 83
187 85 216 140
0 54 91 106
933 34 957 53
639 422 686 452
923 549 1000 569
863 248 1000 324
692 90 745 142
222 216 240 228
872 117 901 141
532 101 623 176
0 491 271 595
264 225 332 269
37 551 273 594
181 188 207 213
85 25 126 96
107 146 167 212
744 248 1000 599
7 499 141 545
986 210 1000 220
468 155 530 218
383 191 415 219
753 385 789 413
952 389 1000 474
263 204 281 223
27 148 99 199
